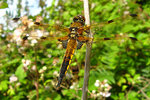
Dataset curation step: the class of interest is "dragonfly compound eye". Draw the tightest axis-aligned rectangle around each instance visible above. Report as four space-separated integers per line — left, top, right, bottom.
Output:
77 15 85 25
73 17 78 22
73 15 85 25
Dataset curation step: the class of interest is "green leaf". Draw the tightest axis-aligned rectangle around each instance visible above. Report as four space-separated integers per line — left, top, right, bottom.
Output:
7 88 15 96
62 89 68 95
128 91 139 100
15 65 27 81
122 85 128 91
0 80 9 91
0 2 8 9
54 95 61 100
118 77 126 86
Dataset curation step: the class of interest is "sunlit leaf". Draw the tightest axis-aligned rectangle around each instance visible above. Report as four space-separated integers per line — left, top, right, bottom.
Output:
0 2 8 9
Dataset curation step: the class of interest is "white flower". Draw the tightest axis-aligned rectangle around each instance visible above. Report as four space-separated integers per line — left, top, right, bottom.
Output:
99 92 111 97
37 30 43 38
26 60 31 66
53 71 59 76
31 65 36 71
9 74 18 83
105 85 112 91
13 29 22 38
103 92 111 97
16 82 21 87
94 82 100 87
31 39 38 46
70 82 78 89
96 80 100 83
104 83 109 87
28 22 34 28
103 79 108 83
13 28 23 45
39 69 44 73
124 11 129 15
99 92 103 95
70 85 74 89
22 59 31 67
42 66 47 71
47 54 52 58
92 90 96 94
95 80 100 87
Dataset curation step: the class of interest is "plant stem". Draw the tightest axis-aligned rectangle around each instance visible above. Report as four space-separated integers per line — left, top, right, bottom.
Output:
82 0 92 100
34 44 39 100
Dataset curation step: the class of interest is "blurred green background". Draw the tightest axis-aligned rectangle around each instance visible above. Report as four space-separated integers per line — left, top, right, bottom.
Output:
0 0 150 100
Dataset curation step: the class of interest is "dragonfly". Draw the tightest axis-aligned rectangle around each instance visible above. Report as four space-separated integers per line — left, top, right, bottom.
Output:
12 14 138 87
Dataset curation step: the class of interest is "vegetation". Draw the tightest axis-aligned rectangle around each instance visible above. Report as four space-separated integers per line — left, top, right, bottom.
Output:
0 0 150 99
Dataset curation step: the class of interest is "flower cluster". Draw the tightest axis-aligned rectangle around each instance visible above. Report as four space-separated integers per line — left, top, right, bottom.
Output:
39 66 47 79
53 71 59 77
91 79 112 98
9 74 18 83
12 16 49 46
22 59 31 71
70 82 79 89
52 58 59 66
39 66 47 74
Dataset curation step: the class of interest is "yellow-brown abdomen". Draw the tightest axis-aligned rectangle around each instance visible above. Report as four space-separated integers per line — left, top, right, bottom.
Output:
57 39 77 87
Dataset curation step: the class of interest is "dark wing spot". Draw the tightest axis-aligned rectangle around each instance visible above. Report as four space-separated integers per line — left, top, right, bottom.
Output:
130 14 137 17
34 22 41 25
13 18 20 22
104 38 111 40
108 20 114 23
23 36 28 40
129 37 138 41
41 37 47 39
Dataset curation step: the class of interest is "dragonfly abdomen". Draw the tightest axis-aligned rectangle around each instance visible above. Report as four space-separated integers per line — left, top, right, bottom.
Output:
57 39 77 87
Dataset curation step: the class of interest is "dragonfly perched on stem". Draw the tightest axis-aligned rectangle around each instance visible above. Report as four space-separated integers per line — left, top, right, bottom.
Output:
11 13 138 87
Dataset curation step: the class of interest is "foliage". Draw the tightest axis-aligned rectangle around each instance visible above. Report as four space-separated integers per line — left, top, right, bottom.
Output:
0 0 150 100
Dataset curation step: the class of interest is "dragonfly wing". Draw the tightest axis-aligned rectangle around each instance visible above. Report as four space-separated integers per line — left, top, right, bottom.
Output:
83 13 139 32
77 36 92 42
77 40 83 49
61 40 68 49
76 36 92 49
57 36 69 49
93 34 138 43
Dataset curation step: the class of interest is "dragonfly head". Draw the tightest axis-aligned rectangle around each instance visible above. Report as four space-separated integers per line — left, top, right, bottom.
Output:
73 15 85 25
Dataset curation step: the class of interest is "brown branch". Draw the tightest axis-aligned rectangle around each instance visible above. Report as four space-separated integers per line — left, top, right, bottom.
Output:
137 81 150 100
34 45 39 100
82 0 93 100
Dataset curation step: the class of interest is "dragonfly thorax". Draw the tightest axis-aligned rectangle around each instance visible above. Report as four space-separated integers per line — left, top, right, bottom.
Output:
69 33 78 39
69 27 78 33
69 27 79 39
